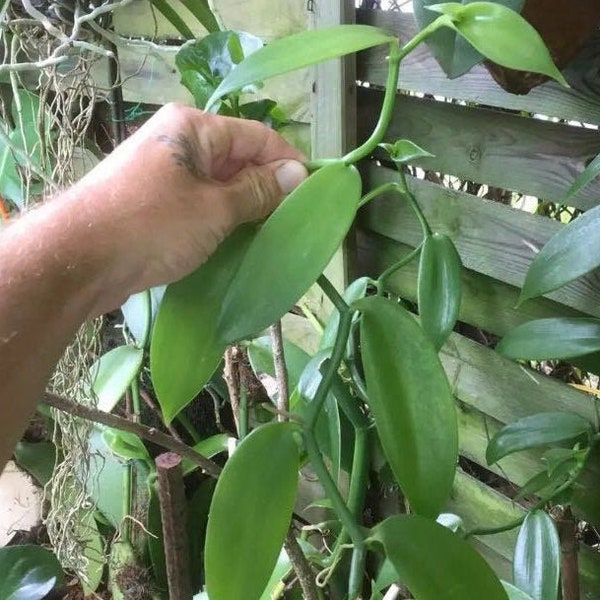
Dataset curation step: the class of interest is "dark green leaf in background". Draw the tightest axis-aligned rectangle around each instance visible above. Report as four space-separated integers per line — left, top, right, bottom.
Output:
513 511 560 600
418 232 462 351
371 515 508 599
356 296 458 517
414 0 525 78
520 204 600 303
486 412 592 465
218 163 362 343
14 440 56 487
428 1 566 84
176 31 263 108
151 225 257 424
205 423 299 600
564 152 600 203
0 545 63 600
496 317 600 360
207 25 395 108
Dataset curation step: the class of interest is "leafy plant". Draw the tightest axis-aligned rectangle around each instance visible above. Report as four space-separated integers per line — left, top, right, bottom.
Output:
54 3 579 598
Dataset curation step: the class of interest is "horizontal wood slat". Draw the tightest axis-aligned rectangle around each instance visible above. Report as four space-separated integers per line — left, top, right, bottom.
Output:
356 8 600 126
357 163 600 315
357 89 600 210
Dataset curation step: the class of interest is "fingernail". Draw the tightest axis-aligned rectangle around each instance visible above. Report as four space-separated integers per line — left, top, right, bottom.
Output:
275 160 308 194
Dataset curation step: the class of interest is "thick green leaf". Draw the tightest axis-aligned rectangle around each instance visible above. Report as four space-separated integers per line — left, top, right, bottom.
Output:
0 545 63 600
356 296 458 517
146 482 168 591
320 277 370 351
486 412 592 465
151 225 257 424
371 515 507 599
182 434 229 475
207 25 395 108
414 0 524 78
218 163 362 343
205 423 299 600
102 428 151 462
176 31 263 108
520 204 600 302
247 335 311 395
179 0 220 33
14 440 56 486
379 139 434 164
564 152 600 202
418 232 462 351
187 478 216 591
429 2 566 85
514 511 560 600
76 512 105 595
121 286 165 348
496 317 600 360
90 345 143 413
502 582 534 600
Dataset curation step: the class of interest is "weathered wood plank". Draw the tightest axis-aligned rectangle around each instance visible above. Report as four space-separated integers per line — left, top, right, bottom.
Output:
447 470 600 599
353 229 586 336
303 0 357 320
357 89 600 210
441 330 598 426
358 164 600 316
91 42 312 121
356 9 600 126
113 0 308 41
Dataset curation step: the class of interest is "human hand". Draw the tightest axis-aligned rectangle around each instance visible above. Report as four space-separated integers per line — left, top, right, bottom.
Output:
67 103 308 312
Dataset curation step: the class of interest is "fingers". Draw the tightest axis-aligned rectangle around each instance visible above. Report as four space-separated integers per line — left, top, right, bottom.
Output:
224 159 308 224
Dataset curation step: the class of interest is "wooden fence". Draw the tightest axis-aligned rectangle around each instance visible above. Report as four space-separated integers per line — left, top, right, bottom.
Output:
353 7 600 596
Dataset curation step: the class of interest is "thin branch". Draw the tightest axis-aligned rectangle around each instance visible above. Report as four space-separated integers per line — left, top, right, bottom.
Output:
42 392 221 478
223 347 242 436
139 388 184 442
284 529 319 600
270 321 289 422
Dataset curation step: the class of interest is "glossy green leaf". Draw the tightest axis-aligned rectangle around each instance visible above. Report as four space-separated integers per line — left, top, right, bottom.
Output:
418 232 462 351
356 296 458 517
502 582 534 600
187 479 216 591
207 25 395 108
371 515 507 599
151 225 257 423
379 139 434 164
205 423 299 600
436 512 463 533
90 345 143 413
218 163 362 343
182 434 229 476
14 440 56 486
514 511 560 600
320 277 369 351
102 428 151 462
121 286 165 348
414 0 524 78
564 152 600 202
486 412 592 465
76 512 105 595
176 31 263 108
429 2 567 85
520 204 600 302
247 335 311 395
0 545 63 600
179 0 220 33
496 317 600 360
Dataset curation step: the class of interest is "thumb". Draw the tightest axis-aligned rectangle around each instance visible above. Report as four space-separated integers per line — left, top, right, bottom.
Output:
225 159 308 224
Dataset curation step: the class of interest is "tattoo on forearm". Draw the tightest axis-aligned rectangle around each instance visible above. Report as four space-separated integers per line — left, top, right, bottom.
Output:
157 133 204 178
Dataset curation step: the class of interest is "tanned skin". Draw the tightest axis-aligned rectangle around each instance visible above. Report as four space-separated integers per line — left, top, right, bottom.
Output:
0 103 307 469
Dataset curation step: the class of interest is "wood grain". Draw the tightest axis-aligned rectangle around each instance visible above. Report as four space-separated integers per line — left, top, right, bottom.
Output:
356 9 600 125
358 163 600 315
357 89 600 210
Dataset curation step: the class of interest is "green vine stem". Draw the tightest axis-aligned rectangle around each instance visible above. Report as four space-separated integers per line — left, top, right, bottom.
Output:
317 274 349 314
377 242 423 295
395 166 432 237
358 181 401 208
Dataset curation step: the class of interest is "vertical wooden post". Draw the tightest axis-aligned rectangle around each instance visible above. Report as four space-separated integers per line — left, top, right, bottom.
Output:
306 0 357 320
